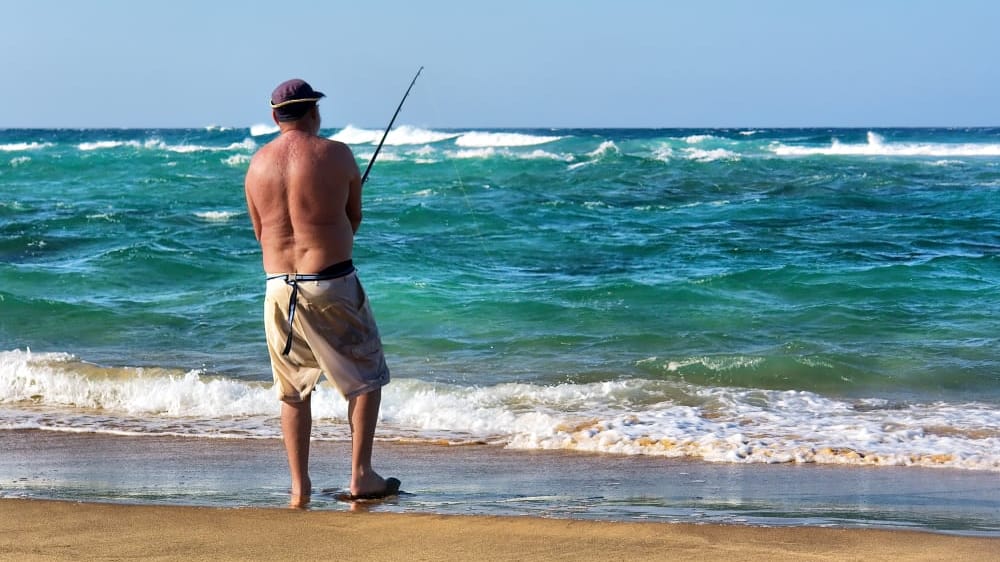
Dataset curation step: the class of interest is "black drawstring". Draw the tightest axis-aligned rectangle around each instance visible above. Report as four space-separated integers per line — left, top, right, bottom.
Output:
282 279 301 355
267 261 355 356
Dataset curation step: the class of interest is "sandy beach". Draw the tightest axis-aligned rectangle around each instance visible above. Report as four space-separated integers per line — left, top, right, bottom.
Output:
2 498 996 561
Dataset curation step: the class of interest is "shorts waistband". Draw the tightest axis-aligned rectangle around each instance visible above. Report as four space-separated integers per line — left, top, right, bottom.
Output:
266 259 355 283
266 260 355 356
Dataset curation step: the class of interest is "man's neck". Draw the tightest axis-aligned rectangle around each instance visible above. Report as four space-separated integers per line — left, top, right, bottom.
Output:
279 124 314 136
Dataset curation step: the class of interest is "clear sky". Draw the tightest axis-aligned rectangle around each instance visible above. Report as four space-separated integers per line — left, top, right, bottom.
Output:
3 0 998 129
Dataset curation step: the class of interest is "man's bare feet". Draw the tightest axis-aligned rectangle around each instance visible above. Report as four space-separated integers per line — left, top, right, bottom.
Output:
289 477 312 509
350 471 387 498
349 473 400 500
289 493 310 509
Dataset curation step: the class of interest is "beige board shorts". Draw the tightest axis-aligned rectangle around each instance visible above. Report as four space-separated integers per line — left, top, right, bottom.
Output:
264 271 390 402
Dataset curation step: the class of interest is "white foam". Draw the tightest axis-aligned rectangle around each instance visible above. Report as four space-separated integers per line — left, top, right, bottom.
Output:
250 123 279 137
652 145 674 162
79 140 140 151
85 213 117 222
9 156 30 167
588 141 620 158
331 125 459 146
683 148 738 162
0 142 52 152
355 151 405 162
195 210 241 221
440 147 568 161
3 350 998 471
380 125 460 146
523 149 574 162
330 125 382 145
772 131 1000 157
77 138 256 154
683 134 718 144
448 147 501 159
223 154 251 167
162 138 257 154
455 131 562 148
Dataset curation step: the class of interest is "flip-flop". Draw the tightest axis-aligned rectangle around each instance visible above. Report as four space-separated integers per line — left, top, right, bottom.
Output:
336 477 402 502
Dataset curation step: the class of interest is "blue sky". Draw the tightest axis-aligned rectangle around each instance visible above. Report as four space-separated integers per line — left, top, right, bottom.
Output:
3 0 998 128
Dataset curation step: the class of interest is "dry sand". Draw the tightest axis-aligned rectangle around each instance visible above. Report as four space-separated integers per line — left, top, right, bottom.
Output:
2 498 996 561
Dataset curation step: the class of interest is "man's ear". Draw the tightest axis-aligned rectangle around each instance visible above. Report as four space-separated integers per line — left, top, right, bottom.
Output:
272 110 280 125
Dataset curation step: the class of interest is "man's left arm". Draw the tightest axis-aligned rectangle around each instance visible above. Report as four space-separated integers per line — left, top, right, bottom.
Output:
244 166 263 241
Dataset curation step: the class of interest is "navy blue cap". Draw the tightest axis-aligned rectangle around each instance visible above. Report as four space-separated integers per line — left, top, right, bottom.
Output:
269 79 325 108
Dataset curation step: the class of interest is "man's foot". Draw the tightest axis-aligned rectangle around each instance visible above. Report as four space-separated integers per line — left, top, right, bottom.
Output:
342 476 401 501
289 477 312 509
289 492 311 509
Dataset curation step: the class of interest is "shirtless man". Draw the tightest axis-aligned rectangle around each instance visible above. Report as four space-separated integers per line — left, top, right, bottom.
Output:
245 78 398 507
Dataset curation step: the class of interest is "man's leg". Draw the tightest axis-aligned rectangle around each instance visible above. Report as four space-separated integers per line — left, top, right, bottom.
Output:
347 388 390 496
281 397 312 507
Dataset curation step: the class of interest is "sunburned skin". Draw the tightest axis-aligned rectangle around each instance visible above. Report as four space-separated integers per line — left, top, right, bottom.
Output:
245 121 362 276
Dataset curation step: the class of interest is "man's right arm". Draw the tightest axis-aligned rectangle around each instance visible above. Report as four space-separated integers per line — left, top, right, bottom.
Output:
340 144 363 234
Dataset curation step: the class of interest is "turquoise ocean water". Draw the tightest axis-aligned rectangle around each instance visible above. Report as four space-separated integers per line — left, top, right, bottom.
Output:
1 126 999 528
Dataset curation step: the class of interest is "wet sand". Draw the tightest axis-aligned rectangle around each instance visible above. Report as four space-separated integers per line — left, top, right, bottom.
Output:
3 429 999 532
2 427 999 562
2 498 997 561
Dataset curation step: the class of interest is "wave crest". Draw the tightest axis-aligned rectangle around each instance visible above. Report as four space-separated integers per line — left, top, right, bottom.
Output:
2 350 997 471
772 131 1000 157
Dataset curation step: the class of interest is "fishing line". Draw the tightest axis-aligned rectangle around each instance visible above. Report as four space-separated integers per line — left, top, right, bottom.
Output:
421 77 496 265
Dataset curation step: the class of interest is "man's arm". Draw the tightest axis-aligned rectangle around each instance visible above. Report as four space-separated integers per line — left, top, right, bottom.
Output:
244 166 263 241
341 145 363 234
346 175 362 234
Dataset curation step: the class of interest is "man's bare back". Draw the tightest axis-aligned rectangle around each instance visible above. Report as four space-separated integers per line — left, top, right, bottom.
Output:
245 126 362 275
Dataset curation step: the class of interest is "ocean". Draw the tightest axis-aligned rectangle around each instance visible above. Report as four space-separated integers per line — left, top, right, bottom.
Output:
1 126 998 532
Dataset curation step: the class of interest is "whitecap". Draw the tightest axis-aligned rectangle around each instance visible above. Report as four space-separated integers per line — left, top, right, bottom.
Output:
78 140 141 151
455 131 562 148
447 147 501 159
0 142 52 152
223 154 251 166
683 148 738 162
771 131 1000 158
250 123 279 137
195 210 241 221
587 140 620 158
683 134 717 143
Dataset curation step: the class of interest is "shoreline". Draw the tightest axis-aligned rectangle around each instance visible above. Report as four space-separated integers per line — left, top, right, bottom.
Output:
3 498 997 562
2 429 998 536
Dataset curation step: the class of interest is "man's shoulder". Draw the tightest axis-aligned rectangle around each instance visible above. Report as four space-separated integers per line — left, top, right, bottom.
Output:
318 136 351 151
247 140 276 168
318 137 356 162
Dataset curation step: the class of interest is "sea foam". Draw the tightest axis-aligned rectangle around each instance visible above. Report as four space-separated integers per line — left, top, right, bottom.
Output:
3 350 997 471
0 142 52 152
455 131 562 148
331 125 459 146
250 123 279 137
194 210 241 221
772 131 1000 157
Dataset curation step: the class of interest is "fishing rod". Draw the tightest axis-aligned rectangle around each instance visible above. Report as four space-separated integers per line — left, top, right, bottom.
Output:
361 66 424 184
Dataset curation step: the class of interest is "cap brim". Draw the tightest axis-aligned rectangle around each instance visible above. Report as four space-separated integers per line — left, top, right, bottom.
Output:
269 92 325 109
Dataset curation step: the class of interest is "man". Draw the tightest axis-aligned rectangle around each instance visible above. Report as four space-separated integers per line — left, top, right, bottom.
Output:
245 78 399 508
